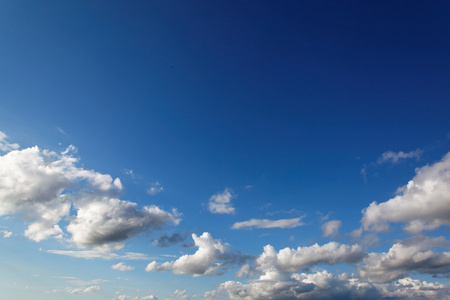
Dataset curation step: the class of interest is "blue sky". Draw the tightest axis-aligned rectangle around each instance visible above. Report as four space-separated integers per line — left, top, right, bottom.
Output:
1 1 450 299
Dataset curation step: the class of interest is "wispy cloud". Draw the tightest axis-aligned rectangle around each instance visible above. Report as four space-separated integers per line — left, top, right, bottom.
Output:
231 217 305 229
56 127 69 137
147 181 164 195
0 131 19 152
376 149 423 165
0 229 12 238
47 250 152 260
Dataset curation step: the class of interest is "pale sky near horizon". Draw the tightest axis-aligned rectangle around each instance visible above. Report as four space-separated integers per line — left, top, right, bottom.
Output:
1 1 450 299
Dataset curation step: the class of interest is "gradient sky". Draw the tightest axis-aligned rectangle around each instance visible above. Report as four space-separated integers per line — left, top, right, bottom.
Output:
1 1 450 300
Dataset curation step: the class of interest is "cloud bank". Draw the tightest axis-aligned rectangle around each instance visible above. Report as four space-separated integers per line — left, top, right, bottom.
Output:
0 141 180 250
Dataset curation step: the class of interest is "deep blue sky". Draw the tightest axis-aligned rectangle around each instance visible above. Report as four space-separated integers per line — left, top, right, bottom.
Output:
1 1 450 300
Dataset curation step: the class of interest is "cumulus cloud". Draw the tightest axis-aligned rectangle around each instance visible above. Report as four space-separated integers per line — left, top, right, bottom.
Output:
0 141 180 249
146 232 244 277
377 149 423 165
209 271 450 300
321 220 342 237
0 131 20 152
237 242 364 281
359 236 450 283
67 197 180 249
112 262 135 271
208 270 383 300
231 217 304 230
147 181 164 195
208 188 235 214
362 152 450 233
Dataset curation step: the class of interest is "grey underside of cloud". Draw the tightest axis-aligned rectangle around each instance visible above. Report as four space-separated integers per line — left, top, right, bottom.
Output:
0 144 180 250
152 231 193 248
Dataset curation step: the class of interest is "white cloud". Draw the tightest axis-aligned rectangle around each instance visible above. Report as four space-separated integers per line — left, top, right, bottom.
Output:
231 217 305 230
359 236 450 283
146 232 241 277
67 197 180 249
376 149 423 165
362 152 450 233
0 131 20 152
321 220 342 237
0 229 12 238
47 249 152 260
172 289 188 298
211 270 450 300
66 285 100 294
0 142 180 249
238 242 364 281
208 188 235 214
112 262 135 271
147 181 164 196
209 270 382 300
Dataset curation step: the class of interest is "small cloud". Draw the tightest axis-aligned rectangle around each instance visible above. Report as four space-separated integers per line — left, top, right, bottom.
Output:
360 166 367 183
111 262 135 271
244 185 254 190
266 208 300 216
208 188 235 214
376 149 423 165
0 230 12 238
124 169 135 178
321 220 342 237
0 131 20 152
231 217 305 229
152 232 192 248
172 289 188 299
147 181 164 196
56 127 69 137
66 286 100 294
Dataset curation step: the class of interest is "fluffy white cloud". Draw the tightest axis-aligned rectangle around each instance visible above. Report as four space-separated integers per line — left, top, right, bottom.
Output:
377 149 423 165
66 285 100 294
238 242 364 281
0 131 19 152
112 262 135 271
146 232 241 277
320 220 342 237
147 181 164 195
231 217 304 229
67 197 180 249
0 143 180 249
208 188 235 214
359 236 450 283
362 152 450 233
